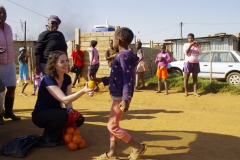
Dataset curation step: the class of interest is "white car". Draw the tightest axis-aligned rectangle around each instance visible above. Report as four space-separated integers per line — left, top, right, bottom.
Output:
168 50 240 84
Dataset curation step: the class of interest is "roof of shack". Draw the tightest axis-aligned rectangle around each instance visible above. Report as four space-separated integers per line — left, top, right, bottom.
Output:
164 34 235 43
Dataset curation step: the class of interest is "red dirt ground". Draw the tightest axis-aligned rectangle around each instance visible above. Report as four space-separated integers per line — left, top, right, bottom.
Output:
0 83 240 160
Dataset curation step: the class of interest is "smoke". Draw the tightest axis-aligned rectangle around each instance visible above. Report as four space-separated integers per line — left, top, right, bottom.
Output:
57 5 94 41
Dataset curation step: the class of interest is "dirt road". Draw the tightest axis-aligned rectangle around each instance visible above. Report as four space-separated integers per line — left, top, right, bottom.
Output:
0 84 240 160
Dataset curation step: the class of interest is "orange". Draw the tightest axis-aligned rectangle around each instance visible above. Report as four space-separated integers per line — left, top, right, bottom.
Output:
72 135 82 144
78 139 86 149
73 129 81 135
64 133 73 143
66 127 74 134
68 142 78 151
87 80 96 89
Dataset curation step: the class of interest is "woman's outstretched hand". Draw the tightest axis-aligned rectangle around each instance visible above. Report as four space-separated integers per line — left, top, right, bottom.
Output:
83 83 94 97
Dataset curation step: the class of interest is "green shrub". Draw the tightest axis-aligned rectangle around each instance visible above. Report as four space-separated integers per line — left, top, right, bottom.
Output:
146 75 240 95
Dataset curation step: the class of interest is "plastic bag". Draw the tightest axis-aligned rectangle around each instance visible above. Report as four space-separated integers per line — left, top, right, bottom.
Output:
0 134 40 158
62 110 86 151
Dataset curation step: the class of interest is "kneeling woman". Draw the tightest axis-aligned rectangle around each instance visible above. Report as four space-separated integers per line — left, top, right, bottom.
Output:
32 51 94 145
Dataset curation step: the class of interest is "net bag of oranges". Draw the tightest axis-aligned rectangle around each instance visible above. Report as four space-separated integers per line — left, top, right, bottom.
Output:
62 110 86 151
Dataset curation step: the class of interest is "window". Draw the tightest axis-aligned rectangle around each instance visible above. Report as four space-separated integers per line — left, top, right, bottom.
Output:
199 52 210 62
213 53 221 62
213 52 235 62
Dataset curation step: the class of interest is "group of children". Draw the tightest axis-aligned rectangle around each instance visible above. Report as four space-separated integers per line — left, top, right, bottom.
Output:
17 36 172 97
105 39 171 93
127 42 171 93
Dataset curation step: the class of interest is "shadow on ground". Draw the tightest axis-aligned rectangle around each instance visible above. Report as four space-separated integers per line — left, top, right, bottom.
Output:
0 109 240 160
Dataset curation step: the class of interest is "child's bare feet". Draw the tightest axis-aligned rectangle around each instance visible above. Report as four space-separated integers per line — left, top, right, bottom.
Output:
194 93 200 97
156 90 161 93
20 93 28 97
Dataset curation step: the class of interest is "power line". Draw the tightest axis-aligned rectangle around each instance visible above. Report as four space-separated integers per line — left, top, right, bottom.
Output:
137 24 179 37
7 0 47 18
172 26 180 38
184 22 240 25
7 19 21 23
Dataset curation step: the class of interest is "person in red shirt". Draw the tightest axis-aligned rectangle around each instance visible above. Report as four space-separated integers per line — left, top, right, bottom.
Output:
71 44 84 87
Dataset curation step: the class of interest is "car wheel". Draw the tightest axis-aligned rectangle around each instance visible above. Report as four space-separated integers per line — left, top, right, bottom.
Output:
170 69 182 76
226 72 240 84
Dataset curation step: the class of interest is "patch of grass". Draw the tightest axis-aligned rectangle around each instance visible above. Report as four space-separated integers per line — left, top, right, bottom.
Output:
146 75 240 95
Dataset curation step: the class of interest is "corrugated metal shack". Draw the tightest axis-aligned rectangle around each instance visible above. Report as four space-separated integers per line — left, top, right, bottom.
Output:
164 33 240 61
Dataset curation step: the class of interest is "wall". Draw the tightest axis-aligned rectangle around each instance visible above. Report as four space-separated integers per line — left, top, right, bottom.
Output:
71 31 115 85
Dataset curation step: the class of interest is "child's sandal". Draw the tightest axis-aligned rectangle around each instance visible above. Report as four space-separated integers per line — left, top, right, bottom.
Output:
99 152 119 160
128 144 147 160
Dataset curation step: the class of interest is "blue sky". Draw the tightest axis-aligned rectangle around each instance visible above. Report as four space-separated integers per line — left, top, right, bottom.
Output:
2 0 240 42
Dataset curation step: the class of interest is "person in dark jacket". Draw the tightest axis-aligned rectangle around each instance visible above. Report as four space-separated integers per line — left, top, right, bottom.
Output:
34 15 67 76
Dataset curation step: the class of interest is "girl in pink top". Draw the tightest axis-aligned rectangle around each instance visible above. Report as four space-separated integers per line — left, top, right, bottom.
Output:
183 33 201 97
88 40 100 90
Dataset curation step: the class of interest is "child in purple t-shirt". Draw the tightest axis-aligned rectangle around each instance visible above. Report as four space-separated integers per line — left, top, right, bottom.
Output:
31 72 41 96
155 45 171 94
94 27 147 160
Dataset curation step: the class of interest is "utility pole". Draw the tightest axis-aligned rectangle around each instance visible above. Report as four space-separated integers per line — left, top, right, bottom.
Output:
180 22 182 38
15 34 18 41
24 21 26 48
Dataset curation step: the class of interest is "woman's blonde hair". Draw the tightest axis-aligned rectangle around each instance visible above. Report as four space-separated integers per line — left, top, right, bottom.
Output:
45 51 67 78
